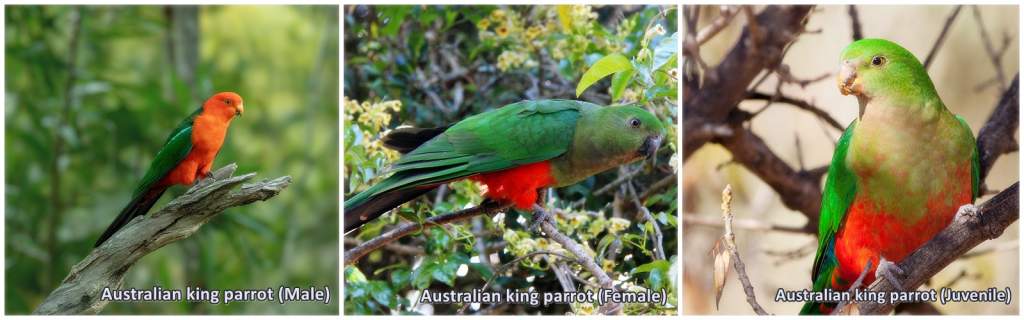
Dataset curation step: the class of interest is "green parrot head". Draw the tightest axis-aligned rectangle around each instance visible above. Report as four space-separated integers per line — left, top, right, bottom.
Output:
585 105 666 163
837 38 938 106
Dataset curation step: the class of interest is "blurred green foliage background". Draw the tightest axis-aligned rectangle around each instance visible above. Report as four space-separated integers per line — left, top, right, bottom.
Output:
5 5 338 314
344 5 677 315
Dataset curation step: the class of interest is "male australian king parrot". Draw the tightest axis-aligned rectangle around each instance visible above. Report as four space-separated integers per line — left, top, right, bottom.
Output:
94 92 244 247
800 39 978 314
344 99 665 233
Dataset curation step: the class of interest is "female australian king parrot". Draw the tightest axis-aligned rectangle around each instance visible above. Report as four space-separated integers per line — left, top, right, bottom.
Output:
800 39 979 314
344 99 665 233
94 92 244 247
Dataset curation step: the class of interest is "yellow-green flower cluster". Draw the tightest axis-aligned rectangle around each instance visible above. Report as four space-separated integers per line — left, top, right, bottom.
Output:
607 217 631 234
344 96 402 162
571 302 598 315
496 50 530 71
566 5 598 32
477 6 606 72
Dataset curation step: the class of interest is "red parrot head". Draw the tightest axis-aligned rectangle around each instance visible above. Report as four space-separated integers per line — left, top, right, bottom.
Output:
205 92 244 119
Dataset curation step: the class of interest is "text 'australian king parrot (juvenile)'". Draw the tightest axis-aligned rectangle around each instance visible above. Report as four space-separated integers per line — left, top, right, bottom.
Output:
800 39 979 314
344 99 666 233
94 92 244 247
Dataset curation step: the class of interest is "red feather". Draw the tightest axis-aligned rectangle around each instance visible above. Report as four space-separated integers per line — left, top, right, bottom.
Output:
470 161 555 209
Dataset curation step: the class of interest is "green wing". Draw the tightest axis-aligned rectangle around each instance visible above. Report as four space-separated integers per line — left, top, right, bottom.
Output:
954 115 980 201
346 100 591 208
810 121 859 290
131 108 199 197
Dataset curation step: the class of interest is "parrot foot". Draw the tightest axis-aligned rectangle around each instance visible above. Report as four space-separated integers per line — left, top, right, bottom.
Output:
193 172 216 189
875 256 905 291
530 204 553 234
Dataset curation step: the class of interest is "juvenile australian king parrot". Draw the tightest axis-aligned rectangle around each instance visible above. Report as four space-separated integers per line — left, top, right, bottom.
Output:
94 92 245 247
800 39 978 314
344 99 665 233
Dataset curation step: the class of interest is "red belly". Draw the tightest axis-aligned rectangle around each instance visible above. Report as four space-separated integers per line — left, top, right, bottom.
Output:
832 166 973 289
470 161 555 209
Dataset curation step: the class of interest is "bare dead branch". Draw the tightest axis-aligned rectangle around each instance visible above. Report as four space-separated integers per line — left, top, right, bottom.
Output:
714 121 825 229
32 164 291 315
684 5 814 159
746 91 845 131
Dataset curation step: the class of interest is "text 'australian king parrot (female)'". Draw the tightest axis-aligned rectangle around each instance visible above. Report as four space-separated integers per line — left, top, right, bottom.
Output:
800 39 979 314
344 99 666 233
94 92 244 247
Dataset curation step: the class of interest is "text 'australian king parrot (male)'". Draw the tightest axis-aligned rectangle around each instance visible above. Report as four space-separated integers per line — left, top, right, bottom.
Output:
344 99 666 233
94 92 245 247
800 39 979 314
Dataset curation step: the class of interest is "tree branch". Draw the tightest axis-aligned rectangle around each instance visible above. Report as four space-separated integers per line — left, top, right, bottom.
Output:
343 201 512 265
32 164 291 315
715 119 825 228
683 5 814 159
534 205 621 315
977 74 1019 183
922 5 963 70
857 182 1019 315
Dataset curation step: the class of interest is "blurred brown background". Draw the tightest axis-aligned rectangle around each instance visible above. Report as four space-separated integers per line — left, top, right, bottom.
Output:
683 5 1019 315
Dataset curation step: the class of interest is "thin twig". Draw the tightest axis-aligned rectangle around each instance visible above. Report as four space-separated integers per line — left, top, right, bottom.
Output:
847 5 862 40
720 185 771 315
831 259 873 315
534 205 622 315
344 201 512 265
627 182 666 260
923 5 962 70
971 5 1008 91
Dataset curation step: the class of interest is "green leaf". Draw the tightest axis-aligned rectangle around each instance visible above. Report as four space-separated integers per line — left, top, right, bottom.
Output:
576 53 633 97
369 281 396 307
390 267 411 287
651 32 679 71
648 267 667 291
609 68 636 101
633 259 670 274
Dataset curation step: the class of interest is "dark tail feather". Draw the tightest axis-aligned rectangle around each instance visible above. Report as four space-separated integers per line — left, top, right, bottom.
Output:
94 186 168 247
382 126 449 153
344 187 436 233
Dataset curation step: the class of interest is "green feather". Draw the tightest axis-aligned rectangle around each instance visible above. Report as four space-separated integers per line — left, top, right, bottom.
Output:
956 115 981 200
344 100 588 210
802 121 858 315
131 108 198 197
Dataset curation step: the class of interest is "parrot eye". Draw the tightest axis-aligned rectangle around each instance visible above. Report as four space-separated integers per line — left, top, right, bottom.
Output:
223 99 232 105
629 118 641 128
871 56 886 66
